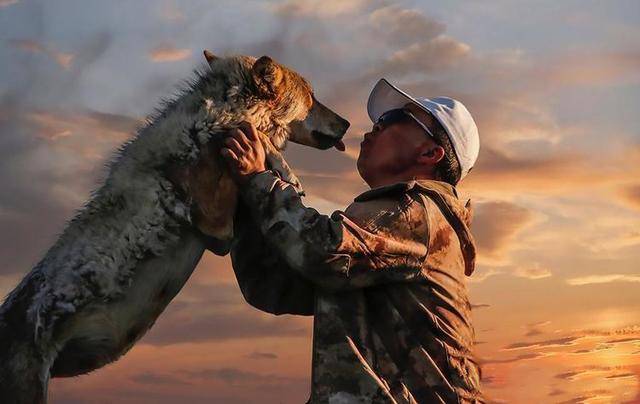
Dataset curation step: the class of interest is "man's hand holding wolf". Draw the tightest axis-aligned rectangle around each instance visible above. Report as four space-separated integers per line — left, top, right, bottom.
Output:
220 121 268 184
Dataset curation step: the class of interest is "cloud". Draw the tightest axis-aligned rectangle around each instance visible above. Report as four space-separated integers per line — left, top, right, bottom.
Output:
158 2 185 22
618 184 640 210
462 147 600 194
570 343 613 355
549 388 566 397
179 367 303 388
149 45 192 62
468 267 503 282
558 390 613 404
603 337 640 345
271 0 376 18
555 369 601 381
482 351 550 364
246 351 278 360
499 324 640 367
382 35 471 74
369 5 445 47
582 324 640 338
554 366 634 383
0 106 139 277
132 371 191 386
513 263 552 280
524 320 551 337
139 282 310 345
532 50 640 88
472 201 535 262
142 308 308 346
0 0 18 8
566 274 640 286
605 372 636 380
25 109 139 144
8 38 75 69
503 336 581 350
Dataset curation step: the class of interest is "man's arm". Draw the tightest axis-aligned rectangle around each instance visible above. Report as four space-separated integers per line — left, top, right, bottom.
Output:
238 170 428 291
230 197 315 315
221 122 428 292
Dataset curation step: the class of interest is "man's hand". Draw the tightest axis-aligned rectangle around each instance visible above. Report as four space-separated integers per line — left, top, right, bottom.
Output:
220 121 267 184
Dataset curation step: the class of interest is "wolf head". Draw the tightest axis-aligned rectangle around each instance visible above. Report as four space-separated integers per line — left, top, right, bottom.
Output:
203 50 349 150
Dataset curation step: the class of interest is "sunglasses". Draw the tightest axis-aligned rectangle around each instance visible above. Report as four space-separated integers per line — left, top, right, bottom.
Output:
376 108 435 139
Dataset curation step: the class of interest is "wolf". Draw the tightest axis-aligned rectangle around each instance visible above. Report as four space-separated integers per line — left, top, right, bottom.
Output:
0 50 349 403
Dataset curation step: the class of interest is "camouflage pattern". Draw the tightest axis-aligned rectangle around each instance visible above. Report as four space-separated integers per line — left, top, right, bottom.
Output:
231 170 484 403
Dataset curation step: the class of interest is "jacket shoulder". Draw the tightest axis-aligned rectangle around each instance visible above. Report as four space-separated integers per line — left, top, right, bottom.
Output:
343 186 429 243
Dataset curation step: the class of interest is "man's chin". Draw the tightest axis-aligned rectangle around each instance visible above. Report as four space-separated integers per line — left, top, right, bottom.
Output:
356 156 370 186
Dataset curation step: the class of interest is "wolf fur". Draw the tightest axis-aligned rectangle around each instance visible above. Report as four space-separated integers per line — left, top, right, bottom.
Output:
0 52 349 403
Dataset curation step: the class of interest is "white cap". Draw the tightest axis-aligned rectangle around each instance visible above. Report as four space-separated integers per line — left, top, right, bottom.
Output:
367 78 480 181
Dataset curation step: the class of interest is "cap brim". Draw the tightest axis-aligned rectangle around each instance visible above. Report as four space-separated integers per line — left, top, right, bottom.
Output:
367 78 430 123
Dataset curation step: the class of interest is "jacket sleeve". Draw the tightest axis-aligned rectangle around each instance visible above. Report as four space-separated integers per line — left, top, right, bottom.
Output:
230 197 315 316
238 170 429 292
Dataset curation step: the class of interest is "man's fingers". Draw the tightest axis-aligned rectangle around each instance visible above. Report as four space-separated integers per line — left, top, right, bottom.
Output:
227 128 248 150
238 120 259 141
231 127 252 150
220 147 239 162
224 136 245 156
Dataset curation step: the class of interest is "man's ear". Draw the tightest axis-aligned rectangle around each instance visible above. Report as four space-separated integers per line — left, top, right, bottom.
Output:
252 55 283 98
418 145 445 166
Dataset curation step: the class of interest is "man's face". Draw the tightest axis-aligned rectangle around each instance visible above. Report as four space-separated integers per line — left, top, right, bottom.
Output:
357 103 440 186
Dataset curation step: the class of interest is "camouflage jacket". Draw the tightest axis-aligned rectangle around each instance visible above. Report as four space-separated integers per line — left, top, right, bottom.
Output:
230 170 484 404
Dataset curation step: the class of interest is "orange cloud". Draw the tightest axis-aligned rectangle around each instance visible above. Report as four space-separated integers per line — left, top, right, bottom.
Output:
524 320 552 337
566 274 640 286
513 263 552 280
503 336 581 351
8 39 74 69
558 390 613 404
25 109 139 151
132 371 192 386
149 45 192 62
472 200 535 262
618 184 640 210
482 351 550 364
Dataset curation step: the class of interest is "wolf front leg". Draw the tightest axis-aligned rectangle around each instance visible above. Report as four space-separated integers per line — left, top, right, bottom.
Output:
0 280 51 403
261 140 305 196
0 342 49 404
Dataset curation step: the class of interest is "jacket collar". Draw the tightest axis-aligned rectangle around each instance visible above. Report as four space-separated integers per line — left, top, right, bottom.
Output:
354 179 458 202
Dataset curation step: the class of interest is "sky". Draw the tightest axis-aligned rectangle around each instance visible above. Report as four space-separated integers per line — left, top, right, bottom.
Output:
0 0 639 402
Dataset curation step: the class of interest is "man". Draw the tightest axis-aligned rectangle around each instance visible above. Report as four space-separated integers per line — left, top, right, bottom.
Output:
221 78 483 403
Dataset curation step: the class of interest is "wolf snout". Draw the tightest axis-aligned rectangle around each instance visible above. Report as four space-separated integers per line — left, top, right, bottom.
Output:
309 130 344 150
333 115 350 135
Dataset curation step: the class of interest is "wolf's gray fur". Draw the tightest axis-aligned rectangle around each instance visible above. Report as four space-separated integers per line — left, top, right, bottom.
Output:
0 53 348 403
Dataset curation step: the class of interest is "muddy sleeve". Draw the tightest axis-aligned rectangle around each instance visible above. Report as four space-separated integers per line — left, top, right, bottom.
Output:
238 170 428 292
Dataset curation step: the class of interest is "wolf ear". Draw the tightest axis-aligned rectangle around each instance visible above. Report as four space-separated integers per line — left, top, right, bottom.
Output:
203 49 218 66
252 55 283 98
